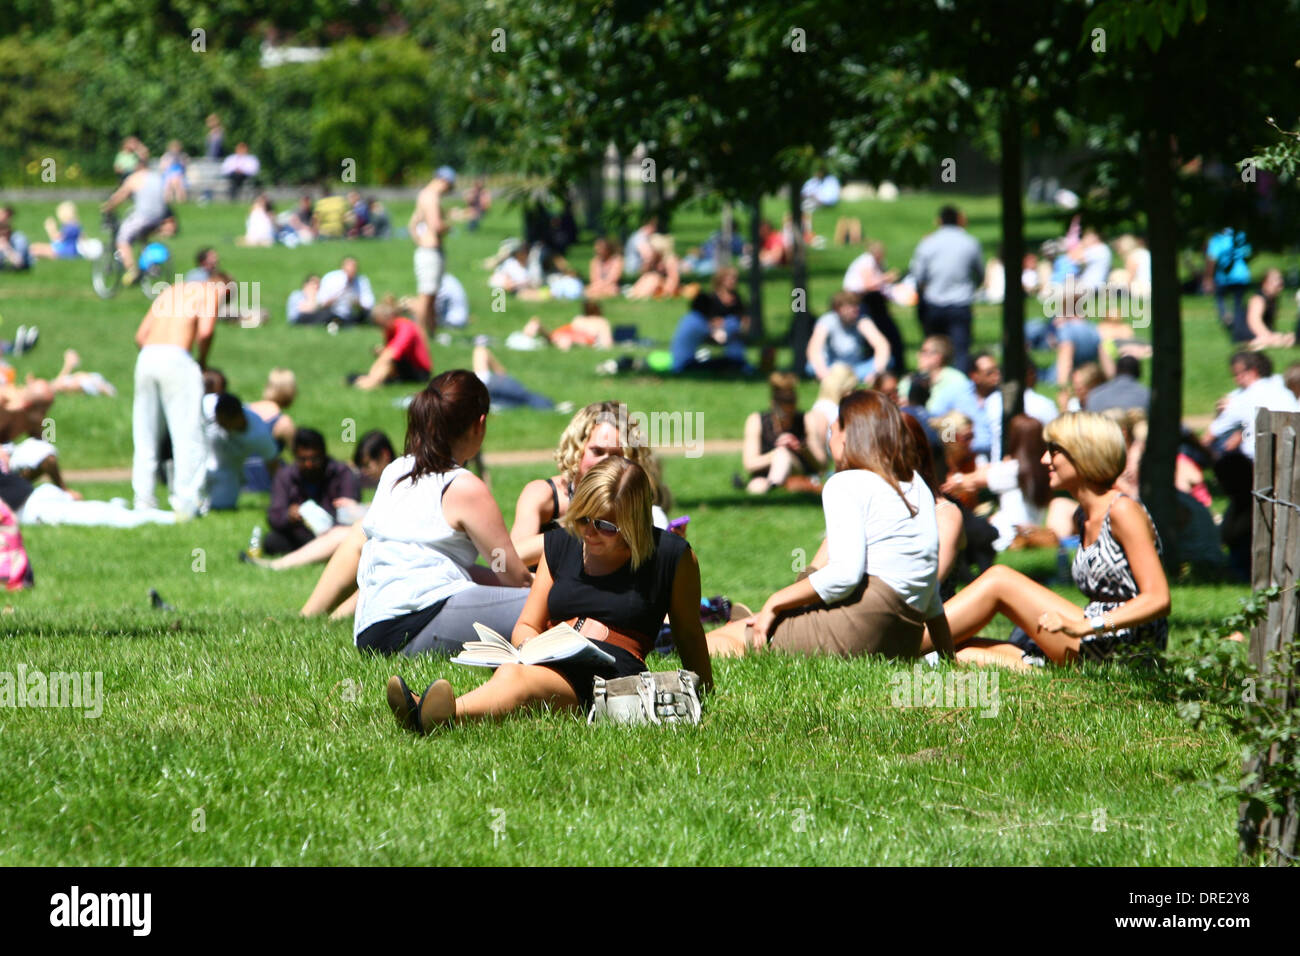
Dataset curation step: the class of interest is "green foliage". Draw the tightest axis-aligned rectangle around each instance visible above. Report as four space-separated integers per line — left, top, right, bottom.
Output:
1163 586 1300 864
306 36 445 185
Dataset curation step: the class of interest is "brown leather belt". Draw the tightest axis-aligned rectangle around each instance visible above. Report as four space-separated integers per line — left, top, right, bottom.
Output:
558 616 649 662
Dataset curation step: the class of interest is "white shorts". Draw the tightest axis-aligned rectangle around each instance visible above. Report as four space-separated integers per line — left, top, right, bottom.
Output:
414 247 444 295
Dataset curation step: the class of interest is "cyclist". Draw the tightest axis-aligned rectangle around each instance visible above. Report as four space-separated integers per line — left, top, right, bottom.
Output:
101 159 177 286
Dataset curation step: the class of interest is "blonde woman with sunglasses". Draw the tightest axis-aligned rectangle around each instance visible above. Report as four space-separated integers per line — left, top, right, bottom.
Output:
386 457 712 731
920 412 1170 669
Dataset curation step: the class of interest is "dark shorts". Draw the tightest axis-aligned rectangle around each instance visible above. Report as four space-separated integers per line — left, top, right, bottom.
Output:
540 644 646 710
392 359 431 384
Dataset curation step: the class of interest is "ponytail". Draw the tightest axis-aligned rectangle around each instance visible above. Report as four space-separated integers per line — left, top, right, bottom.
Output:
400 370 490 484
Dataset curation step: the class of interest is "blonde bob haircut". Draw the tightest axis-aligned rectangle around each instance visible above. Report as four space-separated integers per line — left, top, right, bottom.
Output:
1043 412 1127 487
562 456 655 570
262 367 298 407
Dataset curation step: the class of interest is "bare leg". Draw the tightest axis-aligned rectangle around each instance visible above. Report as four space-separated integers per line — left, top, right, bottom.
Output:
925 564 1085 663
429 663 582 722
706 619 763 658
766 446 797 488
956 642 1034 671
299 522 365 616
269 524 350 570
416 294 436 336
329 591 359 621
1046 497 1079 541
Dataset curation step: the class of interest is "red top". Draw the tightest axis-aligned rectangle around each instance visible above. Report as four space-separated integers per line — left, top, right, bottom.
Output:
385 317 431 373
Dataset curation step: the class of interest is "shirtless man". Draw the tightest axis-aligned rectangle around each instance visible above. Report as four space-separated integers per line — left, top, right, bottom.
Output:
102 155 178 284
410 166 455 335
131 277 227 516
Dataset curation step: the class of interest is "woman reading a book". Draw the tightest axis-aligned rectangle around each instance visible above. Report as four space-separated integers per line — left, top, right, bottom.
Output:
510 400 671 568
301 399 674 618
350 370 534 656
707 389 957 660
386 456 713 731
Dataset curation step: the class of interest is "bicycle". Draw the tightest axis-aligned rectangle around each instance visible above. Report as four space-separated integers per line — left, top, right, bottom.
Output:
92 210 172 301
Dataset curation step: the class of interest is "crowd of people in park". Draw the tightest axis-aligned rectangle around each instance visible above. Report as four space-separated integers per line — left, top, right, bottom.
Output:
5 142 1295 733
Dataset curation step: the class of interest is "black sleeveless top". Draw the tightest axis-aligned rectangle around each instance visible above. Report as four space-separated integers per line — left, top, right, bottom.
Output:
543 526 688 656
759 409 807 454
539 477 573 533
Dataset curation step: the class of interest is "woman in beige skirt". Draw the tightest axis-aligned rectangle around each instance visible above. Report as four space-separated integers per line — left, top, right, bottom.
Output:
707 390 956 659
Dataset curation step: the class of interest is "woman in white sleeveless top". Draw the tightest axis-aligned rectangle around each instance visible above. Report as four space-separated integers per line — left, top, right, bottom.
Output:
353 371 532 656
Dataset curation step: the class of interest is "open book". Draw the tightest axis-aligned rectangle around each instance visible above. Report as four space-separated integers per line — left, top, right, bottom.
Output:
452 621 617 669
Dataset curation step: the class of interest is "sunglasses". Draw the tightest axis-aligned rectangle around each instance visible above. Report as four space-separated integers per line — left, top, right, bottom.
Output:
576 515 620 536
1046 441 1070 460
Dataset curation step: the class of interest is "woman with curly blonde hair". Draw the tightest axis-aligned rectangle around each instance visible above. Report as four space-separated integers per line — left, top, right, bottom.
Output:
511 400 671 568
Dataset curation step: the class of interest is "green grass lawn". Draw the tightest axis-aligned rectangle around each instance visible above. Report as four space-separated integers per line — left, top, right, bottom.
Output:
0 189 1274 865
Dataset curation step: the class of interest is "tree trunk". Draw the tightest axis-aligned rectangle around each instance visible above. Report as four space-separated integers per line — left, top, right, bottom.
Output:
584 159 604 234
748 196 764 343
1138 67 1181 555
719 202 733 269
999 89 1027 455
788 181 812 376
616 147 629 245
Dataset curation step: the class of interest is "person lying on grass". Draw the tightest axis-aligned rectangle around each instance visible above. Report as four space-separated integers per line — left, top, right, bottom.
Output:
708 389 958 660
386 456 712 732
918 412 1170 670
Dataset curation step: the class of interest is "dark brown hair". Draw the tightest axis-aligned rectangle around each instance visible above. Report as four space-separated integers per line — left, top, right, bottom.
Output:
838 390 917 516
901 411 938 496
400 370 490 484
1006 414 1051 508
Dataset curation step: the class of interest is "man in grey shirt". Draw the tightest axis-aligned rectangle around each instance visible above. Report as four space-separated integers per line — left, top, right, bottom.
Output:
908 205 984 372
1085 354 1151 414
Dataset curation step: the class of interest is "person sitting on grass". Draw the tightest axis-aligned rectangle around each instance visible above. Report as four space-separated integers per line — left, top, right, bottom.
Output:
707 390 957 660
670 291 750 374
1242 268 1295 350
353 371 533 657
354 430 396 487
28 202 84 261
586 236 624 299
806 290 892 382
248 367 298 449
511 401 670 569
262 428 361 557
740 372 820 495
349 299 431 390
805 362 859 474
919 412 1170 670
384 456 713 732
203 392 281 511
243 431 395 573
625 234 681 300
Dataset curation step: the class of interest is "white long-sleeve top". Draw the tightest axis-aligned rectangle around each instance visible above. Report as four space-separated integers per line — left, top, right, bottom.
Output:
808 468 942 617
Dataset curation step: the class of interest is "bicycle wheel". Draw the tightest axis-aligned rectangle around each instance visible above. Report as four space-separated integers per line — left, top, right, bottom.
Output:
141 266 166 301
91 249 122 299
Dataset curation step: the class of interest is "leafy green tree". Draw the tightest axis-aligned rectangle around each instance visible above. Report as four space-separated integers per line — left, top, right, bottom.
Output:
1082 0 1300 548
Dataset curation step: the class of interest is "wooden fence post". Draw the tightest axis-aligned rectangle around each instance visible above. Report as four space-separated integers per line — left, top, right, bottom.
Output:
1241 408 1300 864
